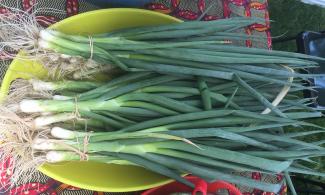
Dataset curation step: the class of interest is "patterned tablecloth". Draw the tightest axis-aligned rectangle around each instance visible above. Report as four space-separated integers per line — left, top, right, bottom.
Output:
0 1 284 195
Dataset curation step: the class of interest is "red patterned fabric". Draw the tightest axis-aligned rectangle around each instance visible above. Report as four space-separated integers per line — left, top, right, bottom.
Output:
0 0 280 195
66 0 79 17
146 0 271 49
146 0 217 20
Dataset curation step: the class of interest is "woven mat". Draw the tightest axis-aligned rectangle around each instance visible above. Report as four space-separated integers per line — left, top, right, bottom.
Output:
0 1 283 195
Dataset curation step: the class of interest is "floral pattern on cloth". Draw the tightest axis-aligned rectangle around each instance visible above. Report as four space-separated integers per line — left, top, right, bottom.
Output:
146 0 271 49
0 0 283 195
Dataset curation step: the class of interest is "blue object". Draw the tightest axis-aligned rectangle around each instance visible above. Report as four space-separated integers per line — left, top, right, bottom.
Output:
85 0 155 8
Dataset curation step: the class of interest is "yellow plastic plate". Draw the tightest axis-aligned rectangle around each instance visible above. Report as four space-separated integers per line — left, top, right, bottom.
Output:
0 8 181 192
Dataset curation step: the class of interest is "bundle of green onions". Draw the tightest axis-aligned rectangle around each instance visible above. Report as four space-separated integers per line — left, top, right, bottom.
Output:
1 11 325 193
34 18 325 118
32 112 325 194
1 70 324 193
11 70 318 127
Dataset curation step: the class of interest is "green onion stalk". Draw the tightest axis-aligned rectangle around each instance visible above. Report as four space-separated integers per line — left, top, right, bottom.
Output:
18 71 317 127
25 109 325 193
35 17 325 117
11 68 320 134
0 15 281 79
10 72 221 129
17 75 202 129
